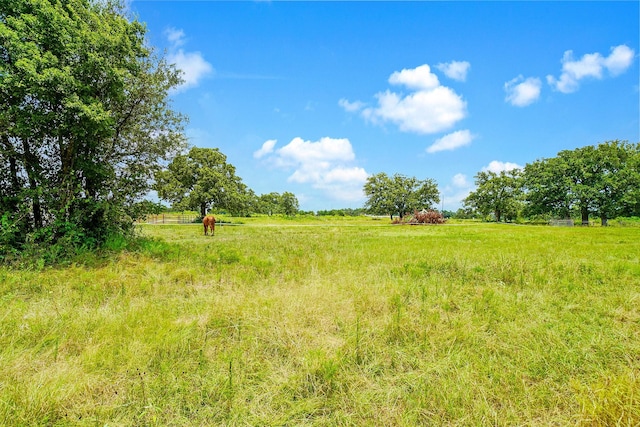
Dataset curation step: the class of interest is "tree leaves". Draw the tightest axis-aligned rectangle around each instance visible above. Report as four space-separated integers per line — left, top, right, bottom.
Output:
464 170 523 222
524 140 639 225
364 173 440 219
1 0 186 256
464 141 639 225
154 147 249 217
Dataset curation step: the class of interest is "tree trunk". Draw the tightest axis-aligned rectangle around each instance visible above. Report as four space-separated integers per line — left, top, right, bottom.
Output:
600 213 608 227
1 136 21 198
495 210 502 223
9 156 19 196
2 142 21 214
200 203 206 218
21 138 42 230
581 206 589 226
53 133 77 227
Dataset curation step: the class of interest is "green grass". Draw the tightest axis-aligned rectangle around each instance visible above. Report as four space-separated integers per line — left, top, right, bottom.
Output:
1 218 639 425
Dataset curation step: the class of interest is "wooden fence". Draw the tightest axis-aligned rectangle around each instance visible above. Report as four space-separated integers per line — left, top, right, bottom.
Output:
549 219 574 227
142 214 198 224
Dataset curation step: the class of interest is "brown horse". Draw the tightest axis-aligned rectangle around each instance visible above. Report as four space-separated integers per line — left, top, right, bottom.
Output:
203 215 216 236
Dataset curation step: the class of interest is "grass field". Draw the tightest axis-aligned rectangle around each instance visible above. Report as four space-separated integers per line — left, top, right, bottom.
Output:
1 217 639 425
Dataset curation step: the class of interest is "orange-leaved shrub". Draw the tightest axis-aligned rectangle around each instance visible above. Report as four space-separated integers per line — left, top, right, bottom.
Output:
407 209 446 224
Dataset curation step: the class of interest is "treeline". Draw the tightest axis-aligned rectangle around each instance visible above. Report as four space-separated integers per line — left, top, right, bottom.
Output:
152 146 300 218
151 146 368 218
316 208 366 216
463 140 639 225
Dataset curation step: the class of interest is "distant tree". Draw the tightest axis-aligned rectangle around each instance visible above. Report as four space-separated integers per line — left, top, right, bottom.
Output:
254 191 299 216
586 141 640 225
523 141 639 225
280 191 299 216
317 209 344 216
316 208 365 216
621 144 640 217
364 173 440 220
227 188 256 217
454 207 477 220
132 200 167 217
441 210 456 219
154 147 248 217
344 208 366 216
0 0 185 255
258 192 281 216
240 189 259 217
560 145 603 225
363 173 395 218
523 156 573 220
464 170 523 222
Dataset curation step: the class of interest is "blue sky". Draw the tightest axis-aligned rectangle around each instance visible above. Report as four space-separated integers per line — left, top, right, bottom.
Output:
130 1 639 212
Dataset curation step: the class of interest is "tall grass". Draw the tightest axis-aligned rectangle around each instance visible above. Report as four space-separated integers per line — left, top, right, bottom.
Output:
1 219 638 425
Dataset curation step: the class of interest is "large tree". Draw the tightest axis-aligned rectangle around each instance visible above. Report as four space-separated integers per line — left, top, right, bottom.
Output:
254 191 300 216
560 145 601 226
154 147 248 217
522 156 573 219
621 144 640 217
0 0 185 253
257 192 281 216
585 141 640 225
363 173 440 220
464 169 523 222
523 141 639 225
280 191 299 216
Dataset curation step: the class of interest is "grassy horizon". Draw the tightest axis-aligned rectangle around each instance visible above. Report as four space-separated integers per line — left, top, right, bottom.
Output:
1 218 638 425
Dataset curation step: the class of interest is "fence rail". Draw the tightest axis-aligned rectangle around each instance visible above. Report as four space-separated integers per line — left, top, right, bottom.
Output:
549 219 574 227
142 214 198 224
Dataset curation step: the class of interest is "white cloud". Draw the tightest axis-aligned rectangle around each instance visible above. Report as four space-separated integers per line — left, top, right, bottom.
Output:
604 45 636 76
278 137 355 164
256 137 369 203
322 166 369 184
253 139 277 159
326 181 367 202
165 28 214 92
364 87 466 134
168 50 214 91
452 173 470 188
338 98 366 112
443 188 473 211
547 44 635 93
482 160 523 173
347 64 468 135
439 173 475 210
426 129 474 153
504 75 542 107
436 61 471 82
388 64 440 90
164 27 186 48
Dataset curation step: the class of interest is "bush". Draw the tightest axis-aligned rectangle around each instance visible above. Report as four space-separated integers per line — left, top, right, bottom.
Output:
406 210 446 225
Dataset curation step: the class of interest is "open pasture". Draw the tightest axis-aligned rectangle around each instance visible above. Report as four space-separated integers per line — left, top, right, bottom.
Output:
1 218 639 425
